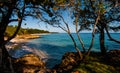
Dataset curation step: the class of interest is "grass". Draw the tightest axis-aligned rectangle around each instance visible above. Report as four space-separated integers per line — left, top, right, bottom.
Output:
72 52 119 73
73 61 117 73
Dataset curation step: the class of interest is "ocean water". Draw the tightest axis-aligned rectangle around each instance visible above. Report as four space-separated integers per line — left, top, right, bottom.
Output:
26 33 120 68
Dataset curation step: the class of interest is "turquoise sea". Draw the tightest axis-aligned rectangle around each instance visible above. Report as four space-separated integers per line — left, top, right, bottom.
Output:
26 33 120 68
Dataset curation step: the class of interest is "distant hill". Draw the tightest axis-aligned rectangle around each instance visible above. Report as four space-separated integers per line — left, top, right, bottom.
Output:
5 25 49 37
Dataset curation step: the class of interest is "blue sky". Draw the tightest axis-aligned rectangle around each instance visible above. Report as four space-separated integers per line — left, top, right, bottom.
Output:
10 16 120 33
18 10 92 33
21 18 66 33
9 17 64 33
19 17 120 33
20 16 91 33
9 9 120 33
10 11 76 33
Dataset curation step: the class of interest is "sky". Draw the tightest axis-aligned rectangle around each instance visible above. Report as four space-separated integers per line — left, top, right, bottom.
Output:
10 16 120 33
9 17 64 33
17 10 92 33
21 17 66 33
7 0 120 33
19 16 92 33
10 11 78 33
14 16 119 33
9 8 120 33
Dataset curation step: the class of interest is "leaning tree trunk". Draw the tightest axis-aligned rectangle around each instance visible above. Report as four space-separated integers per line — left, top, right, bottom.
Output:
99 27 106 55
0 27 11 72
68 33 83 60
0 18 14 72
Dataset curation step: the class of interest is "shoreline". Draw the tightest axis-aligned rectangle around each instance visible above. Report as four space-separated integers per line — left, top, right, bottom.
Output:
6 34 49 60
9 34 42 43
16 34 41 39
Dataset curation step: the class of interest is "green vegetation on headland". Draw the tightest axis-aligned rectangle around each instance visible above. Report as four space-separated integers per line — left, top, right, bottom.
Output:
5 25 50 37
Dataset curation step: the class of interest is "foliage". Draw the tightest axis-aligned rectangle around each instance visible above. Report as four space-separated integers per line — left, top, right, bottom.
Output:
72 51 120 73
5 25 16 37
5 25 49 37
73 61 117 73
69 0 120 54
24 28 49 34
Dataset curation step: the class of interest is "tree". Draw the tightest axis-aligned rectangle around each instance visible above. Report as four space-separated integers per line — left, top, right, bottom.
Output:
89 0 107 54
91 0 120 54
72 0 101 56
0 0 54 72
102 0 120 44
39 0 102 60
96 0 120 54
78 0 120 54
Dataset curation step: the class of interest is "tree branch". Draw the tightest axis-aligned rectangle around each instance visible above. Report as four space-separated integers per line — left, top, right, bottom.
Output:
87 10 100 55
58 25 68 32
105 25 120 43
5 2 26 43
9 19 18 23
75 15 86 52
109 26 120 31
58 15 70 33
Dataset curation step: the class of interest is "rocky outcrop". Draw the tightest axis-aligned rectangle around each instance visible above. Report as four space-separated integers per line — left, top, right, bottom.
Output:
53 52 81 73
52 50 120 73
13 54 47 73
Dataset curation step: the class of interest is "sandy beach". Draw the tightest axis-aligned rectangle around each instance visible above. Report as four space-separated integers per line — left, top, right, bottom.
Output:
10 38 30 43
5 34 36 50
8 34 41 43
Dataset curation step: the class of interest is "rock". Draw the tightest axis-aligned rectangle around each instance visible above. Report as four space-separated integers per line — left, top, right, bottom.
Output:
53 52 81 73
13 54 46 73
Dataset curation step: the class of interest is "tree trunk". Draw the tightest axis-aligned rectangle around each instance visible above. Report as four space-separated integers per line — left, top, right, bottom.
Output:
0 45 11 72
68 33 83 60
0 26 12 72
105 26 120 44
99 27 106 55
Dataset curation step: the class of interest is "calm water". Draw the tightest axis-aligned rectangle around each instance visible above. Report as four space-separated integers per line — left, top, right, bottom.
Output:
26 33 120 68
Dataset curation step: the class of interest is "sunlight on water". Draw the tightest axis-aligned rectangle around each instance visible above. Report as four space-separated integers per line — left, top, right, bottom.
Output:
22 46 49 60
7 43 49 62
